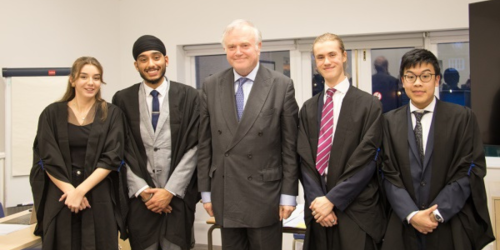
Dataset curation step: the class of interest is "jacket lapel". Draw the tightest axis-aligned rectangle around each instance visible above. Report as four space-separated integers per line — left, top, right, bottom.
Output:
407 108 421 166
138 84 156 141
219 70 238 137
423 112 435 172
395 107 416 198
228 66 273 150
154 86 171 139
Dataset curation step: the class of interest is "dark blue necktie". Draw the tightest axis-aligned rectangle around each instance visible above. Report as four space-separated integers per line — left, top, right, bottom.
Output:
413 110 429 163
151 90 160 131
235 78 247 121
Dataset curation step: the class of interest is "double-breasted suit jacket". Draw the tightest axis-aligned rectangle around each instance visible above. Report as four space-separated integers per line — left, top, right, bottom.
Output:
198 66 299 228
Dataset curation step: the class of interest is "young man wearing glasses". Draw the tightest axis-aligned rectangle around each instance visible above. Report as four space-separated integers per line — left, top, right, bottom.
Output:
380 49 494 250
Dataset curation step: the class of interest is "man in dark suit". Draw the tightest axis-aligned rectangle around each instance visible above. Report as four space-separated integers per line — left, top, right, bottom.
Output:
113 35 199 250
381 49 494 250
198 19 299 250
372 56 401 113
297 33 385 250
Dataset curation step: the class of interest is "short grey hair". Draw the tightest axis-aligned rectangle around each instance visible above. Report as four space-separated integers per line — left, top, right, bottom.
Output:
221 19 262 48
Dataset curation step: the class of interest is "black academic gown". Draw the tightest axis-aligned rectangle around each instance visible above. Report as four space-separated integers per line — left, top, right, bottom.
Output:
298 86 386 250
30 102 128 250
381 100 495 250
112 81 199 250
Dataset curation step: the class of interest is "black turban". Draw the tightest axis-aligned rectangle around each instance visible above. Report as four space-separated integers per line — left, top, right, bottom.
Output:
132 35 166 60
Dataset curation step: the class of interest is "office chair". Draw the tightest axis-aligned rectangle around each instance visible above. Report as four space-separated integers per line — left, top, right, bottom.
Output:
0 202 4 218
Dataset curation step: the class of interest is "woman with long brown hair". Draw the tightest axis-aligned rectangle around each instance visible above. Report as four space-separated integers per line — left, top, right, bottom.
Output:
30 56 128 250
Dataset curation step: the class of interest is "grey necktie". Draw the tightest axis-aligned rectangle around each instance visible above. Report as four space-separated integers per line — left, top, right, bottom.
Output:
413 111 429 164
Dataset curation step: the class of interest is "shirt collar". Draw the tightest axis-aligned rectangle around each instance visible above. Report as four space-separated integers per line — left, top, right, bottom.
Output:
409 97 436 113
143 76 169 97
234 63 259 82
324 76 350 95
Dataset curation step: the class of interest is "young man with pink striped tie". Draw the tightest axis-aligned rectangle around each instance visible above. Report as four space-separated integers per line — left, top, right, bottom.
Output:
297 33 385 250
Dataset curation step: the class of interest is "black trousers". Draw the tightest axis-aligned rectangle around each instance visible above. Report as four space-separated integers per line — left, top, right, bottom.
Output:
221 221 283 250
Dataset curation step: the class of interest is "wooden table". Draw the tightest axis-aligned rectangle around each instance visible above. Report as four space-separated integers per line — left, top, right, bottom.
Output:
0 210 41 250
206 217 306 250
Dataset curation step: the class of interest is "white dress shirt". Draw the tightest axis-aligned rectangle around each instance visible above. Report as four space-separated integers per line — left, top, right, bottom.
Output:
323 76 350 176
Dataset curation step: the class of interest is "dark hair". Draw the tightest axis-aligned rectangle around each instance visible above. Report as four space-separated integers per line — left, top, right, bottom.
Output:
399 49 441 79
444 68 460 86
60 56 108 121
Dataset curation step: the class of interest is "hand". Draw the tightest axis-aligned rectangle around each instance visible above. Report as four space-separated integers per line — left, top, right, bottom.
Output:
80 197 91 211
319 211 338 227
204 202 214 217
60 187 87 213
139 188 152 202
280 205 296 221
310 196 334 223
144 188 174 214
410 204 439 234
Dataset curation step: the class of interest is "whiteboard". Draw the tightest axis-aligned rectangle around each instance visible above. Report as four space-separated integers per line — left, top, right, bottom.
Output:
11 76 68 175
4 75 67 206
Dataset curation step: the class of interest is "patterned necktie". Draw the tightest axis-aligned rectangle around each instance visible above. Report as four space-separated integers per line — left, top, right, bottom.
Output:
151 90 160 131
235 78 247 121
413 111 429 163
316 88 337 175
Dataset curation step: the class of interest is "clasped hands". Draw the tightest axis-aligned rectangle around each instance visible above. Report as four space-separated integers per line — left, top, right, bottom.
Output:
310 196 338 227
140 188 173 214
410 204 439 234
59 186 90 214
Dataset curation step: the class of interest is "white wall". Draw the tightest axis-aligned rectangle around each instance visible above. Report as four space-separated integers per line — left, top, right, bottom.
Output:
118 0 484 85
0 0 121 207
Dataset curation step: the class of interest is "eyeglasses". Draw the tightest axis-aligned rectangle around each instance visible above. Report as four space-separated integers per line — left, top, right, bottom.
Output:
403 72 436 83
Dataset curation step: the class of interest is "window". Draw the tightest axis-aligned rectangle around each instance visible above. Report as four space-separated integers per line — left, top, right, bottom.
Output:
436 42 471 107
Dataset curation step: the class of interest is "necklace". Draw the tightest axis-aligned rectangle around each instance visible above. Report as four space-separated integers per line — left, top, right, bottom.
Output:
72 100 95 122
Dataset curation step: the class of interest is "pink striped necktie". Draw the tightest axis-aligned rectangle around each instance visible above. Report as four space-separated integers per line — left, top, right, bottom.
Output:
316 88 336 175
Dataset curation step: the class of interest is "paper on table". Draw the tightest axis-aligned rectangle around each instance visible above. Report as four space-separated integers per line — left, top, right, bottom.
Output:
0 224 31 235
283 204 306 228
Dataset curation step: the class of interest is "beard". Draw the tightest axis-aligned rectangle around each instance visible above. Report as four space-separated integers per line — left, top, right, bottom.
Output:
139 66 166 85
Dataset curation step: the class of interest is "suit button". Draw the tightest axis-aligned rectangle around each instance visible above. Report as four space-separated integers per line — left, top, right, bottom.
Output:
421 204 426 209
258 132 263 136
154 147 159 151
76 170 81 176
248 177 252 181
225 153 229 157
420 181 426 186
218 130 222 134
247 154 252 159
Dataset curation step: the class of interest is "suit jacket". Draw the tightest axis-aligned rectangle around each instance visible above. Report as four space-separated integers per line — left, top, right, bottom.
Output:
298 85 386 249
198 66 299 228
112 81 199 250
381 100 495 250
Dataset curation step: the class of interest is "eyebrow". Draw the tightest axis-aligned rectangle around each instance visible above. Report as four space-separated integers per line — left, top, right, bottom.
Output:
405 69 432 73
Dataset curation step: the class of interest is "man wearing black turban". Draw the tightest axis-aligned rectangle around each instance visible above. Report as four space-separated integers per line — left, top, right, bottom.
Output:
113 35 200 250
